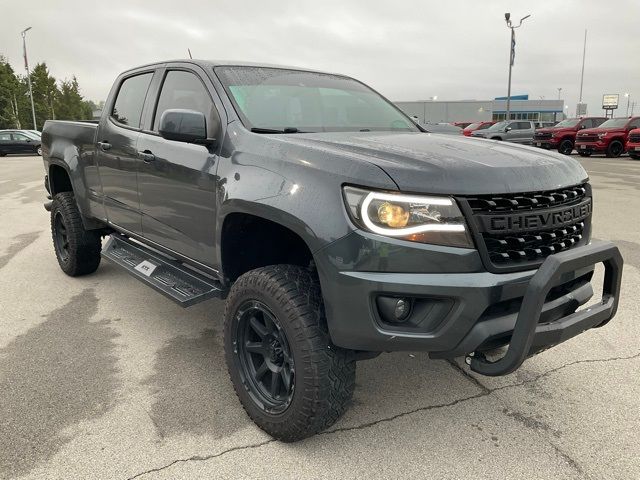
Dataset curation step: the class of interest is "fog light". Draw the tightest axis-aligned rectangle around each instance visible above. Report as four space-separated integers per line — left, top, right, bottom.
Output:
394 298 410 321
376 296 413 324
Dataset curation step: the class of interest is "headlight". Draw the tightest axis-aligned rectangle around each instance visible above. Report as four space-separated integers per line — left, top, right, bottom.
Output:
342 186 473 248
598 132 607 139
551 133 557 138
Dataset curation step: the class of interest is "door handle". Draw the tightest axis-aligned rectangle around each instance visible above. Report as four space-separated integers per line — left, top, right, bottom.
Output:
138 150 155 162
97 141 112 151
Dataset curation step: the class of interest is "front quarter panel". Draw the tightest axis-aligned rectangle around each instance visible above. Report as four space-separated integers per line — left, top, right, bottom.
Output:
215 122 399 266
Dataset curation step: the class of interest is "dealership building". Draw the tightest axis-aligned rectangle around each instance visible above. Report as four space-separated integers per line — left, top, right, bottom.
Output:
395 95 566 124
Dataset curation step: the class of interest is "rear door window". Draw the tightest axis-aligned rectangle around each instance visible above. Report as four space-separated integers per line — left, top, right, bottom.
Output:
111 73 154 128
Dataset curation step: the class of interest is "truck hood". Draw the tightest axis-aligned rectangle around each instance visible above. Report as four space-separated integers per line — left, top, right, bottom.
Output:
537 127 575 134
579 127 626 135
275 131 588 195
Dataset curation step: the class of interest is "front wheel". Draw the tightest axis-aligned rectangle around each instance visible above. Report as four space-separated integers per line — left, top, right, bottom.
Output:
50 192 102 276
558 139 574 155
224 265 355 442
606 140 624 158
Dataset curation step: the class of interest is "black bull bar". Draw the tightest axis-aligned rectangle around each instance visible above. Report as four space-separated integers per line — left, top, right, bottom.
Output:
468 240 623 376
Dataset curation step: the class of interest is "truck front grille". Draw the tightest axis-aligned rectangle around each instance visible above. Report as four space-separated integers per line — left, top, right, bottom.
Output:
459 183 592 272
534 132 552 140
577 133 598 143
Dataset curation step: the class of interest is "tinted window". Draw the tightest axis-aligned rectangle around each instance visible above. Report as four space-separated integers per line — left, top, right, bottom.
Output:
629 119 640 130
592 118 606 127
153 70 215 131
12 133 30 140
111 73 153 127
0 132 11 141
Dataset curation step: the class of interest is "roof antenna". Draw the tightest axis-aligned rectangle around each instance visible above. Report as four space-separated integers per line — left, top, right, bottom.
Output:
188 48 193 59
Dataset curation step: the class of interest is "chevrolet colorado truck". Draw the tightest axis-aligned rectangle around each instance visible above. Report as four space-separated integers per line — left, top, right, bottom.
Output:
575 116 640 157
533 117 606 155
41 60 623 441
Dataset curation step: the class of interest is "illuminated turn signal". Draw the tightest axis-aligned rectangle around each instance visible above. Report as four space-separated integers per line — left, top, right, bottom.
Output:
377 202 409 228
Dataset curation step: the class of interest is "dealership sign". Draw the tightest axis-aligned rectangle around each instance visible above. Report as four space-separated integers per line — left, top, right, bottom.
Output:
602 94 619 110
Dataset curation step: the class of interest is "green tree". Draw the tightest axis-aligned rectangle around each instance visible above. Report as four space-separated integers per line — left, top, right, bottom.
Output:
0 56 29 129
56 76 92 120
30 62 59 128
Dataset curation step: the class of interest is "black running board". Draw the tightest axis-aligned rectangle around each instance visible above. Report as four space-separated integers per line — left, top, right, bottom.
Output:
101 234 224 307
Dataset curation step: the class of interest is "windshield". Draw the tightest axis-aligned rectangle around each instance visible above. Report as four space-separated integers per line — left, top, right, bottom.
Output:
553 119 581 128
215 66 418 133
464 123 481 130
486 121 508 131
598 118 630 128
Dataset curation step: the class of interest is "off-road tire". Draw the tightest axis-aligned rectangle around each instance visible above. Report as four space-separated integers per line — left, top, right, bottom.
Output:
558 138 574 155
224 264 356 442
578 151 592 157
50 192 101 276
606 140 624 158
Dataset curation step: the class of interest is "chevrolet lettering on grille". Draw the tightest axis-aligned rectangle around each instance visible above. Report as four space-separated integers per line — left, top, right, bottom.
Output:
476 198 592 234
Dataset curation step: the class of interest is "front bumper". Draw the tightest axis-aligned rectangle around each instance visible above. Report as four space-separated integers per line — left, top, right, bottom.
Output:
575 141 606 153
317 236 622 376
533 139 558 149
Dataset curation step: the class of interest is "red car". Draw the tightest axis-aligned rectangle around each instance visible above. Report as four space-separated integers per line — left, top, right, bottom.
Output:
462 121 495 137
533 117 606 155
575 116 640 157
451 121 472 129
626 128 640 160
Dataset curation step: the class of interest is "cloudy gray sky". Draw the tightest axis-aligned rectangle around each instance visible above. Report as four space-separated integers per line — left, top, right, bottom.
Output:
2 0 638 116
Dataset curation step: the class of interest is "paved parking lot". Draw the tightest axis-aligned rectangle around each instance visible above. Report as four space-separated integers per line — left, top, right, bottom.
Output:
1 153 639 480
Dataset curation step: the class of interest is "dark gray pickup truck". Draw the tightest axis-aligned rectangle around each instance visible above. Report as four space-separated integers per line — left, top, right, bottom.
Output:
42 60 623 441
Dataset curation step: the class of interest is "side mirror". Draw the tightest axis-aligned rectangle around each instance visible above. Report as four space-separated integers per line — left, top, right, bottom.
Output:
505 126 512 132
159 109 212 144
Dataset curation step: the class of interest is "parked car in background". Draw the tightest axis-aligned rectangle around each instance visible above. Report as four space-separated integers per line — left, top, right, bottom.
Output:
0 130 42 156
470 120 535 144
424 123 463 135
451 121 472 129
533 117 607 155
626 128 640 160
462 121 494 137
575 117 640 158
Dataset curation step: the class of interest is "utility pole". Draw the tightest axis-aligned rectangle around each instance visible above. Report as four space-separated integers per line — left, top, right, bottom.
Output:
625 93 631 117
21 27 37 130
577 29 587 117
504 13 530 121
557 87 562 100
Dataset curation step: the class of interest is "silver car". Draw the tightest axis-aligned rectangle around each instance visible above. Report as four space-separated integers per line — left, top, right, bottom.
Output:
471 120 535 144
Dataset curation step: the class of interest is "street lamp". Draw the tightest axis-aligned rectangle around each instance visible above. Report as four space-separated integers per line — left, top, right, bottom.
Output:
625 93 631 116
504 13 531 121
21 27 37 130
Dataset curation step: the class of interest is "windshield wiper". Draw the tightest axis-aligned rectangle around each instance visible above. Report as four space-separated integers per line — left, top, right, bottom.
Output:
250 127 303 134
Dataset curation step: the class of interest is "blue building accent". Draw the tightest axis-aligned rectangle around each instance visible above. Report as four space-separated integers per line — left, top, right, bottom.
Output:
494 94 529 100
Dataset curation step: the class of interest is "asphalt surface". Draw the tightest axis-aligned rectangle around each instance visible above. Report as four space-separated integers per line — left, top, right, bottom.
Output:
1 153 639 480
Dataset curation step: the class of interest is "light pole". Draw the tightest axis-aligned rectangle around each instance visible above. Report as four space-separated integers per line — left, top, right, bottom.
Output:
504 13 530 121
625 93 631 116
21 27 37 130
577 30 587 117
557 87 562 100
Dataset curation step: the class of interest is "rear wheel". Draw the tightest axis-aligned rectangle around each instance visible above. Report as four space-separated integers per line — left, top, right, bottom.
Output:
606 140 624 158
50 192 101 276
224 265 355 442
558 139 574 155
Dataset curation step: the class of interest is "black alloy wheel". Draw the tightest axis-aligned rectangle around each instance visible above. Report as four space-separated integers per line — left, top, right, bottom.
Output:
606 140 624 158
53 212 70 263
558 139 574 155
234 300 295 414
